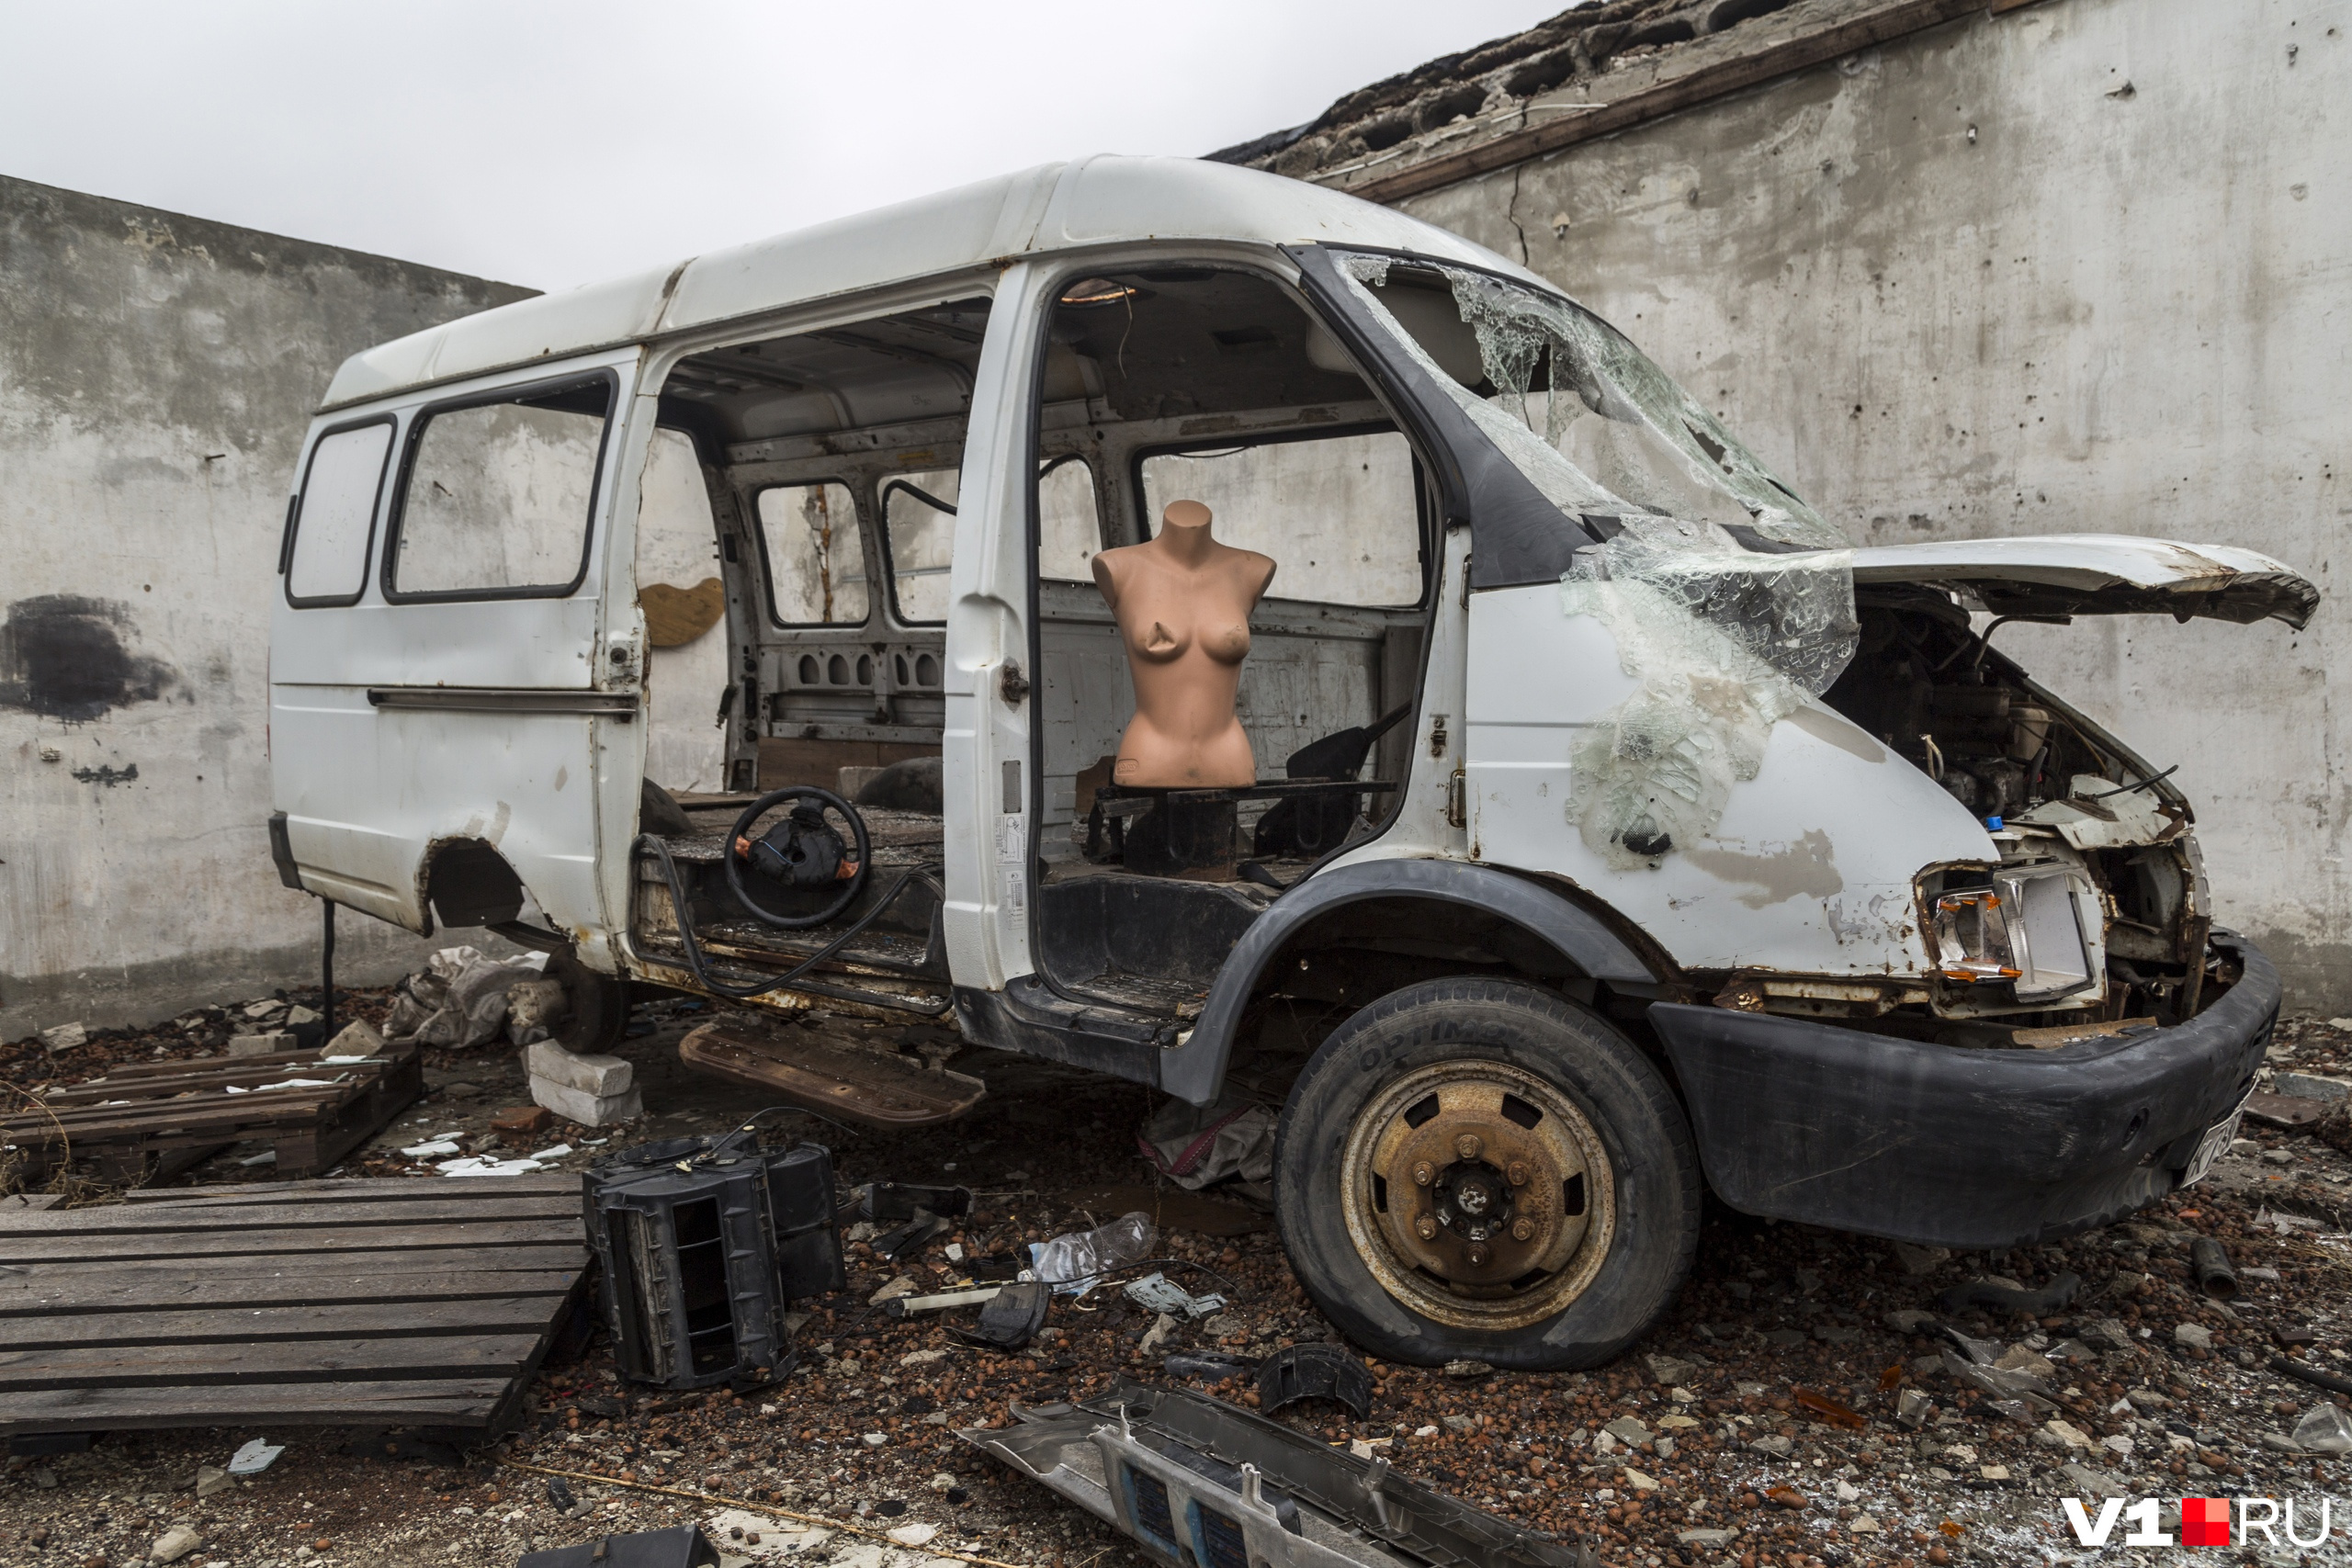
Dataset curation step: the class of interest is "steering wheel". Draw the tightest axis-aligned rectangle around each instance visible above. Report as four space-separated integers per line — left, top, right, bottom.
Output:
724 786 873 931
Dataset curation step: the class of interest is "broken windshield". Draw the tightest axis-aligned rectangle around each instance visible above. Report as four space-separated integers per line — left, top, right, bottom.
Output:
1334 253 1844 551
1333 253 1860 868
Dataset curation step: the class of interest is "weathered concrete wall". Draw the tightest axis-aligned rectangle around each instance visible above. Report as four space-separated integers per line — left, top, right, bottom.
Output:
0 176 535 1040
1396 0 2352 1004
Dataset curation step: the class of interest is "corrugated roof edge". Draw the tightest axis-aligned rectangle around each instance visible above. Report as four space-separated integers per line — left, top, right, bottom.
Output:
317 155 1532 412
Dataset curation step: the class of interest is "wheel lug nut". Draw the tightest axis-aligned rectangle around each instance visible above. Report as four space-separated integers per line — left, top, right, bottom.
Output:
1454 1134 1482 1160
1414 1214 1437 1240
1466 1243 1489 1267
1510 1218 1535 1242
1506 1160 1530 1187
1411 1160 1434 1187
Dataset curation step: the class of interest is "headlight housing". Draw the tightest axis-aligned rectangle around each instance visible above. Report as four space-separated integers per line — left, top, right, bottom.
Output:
1930 866 2101 1003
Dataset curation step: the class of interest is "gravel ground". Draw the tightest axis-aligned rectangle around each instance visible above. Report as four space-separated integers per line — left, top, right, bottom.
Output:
5 997 2351 1568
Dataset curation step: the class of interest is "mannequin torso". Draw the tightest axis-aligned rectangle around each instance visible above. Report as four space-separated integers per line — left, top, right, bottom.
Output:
1092 500 1275 787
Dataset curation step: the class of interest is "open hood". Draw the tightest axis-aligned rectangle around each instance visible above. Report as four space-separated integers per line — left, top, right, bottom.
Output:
1849 534 2316 629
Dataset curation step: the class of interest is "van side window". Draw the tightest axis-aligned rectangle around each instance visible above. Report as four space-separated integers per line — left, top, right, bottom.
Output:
881 470 957 623
389 378 611 597
756 481 867 626
1138 431 1421 606
285 421 393 604
1037 456 1102 581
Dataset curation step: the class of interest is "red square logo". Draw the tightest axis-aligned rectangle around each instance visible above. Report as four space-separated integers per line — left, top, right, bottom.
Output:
2182 1497 2231 1547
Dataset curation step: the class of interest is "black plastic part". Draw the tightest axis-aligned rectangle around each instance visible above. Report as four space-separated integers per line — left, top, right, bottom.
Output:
1124 798 1239 878
1164 859 1655 1105
1648 934 2279 1250
954 976 1176 1090
518 1525 721 1568
267 810 303 890
2190 1236 2239 1300
964 1280 1052 1349
7 1431 92 1456
1254 1344 1374 1419
584 1136 842 1390
1164 1350 1261 1382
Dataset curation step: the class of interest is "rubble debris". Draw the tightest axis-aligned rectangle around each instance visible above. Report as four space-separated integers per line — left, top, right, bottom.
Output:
228 1030 296 1056
874 1208 954 1260
2271 1354 2352 1398
1935 1270 2080 1315
149 1522 202 1563
1123 1270 1226 1321
2292 1404 2352 1454
525 1041 645 1128
39 1021 87 1054
2188 1235 2239 1298
1255 1343 1374 1420
1032 1210 1156 1294
586 1134 842 1388
1138 1092 1275 1193
518 1524 721 1568
962 1382 1590 1568
506 977 572 1045
227 1437 283 1475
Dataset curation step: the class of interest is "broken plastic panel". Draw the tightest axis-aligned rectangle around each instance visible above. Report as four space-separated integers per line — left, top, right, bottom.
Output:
1336 254 1858 868
961 1383 1591 1568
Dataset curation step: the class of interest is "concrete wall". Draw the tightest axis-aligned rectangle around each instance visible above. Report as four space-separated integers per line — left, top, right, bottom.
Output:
1395 0 2352 1004
0 176 534 1041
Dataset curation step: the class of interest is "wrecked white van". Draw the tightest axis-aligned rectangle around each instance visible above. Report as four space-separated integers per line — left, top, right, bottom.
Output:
269 156 2312 1369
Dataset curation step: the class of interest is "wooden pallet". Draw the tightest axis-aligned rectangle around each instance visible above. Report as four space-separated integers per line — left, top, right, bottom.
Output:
0 1175 590 1436
0 1042 424 1181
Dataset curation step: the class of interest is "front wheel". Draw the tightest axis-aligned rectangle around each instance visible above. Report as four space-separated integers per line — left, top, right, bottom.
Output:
1272 977 1699 1370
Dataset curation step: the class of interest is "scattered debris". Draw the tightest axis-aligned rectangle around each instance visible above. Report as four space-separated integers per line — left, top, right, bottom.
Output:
885 1285 1004 1319
852 1180 972 1221
962 1382 1590 1568
1123 1270 1226 1321
1165 1349 1260 1383
2292 1403 2352 1454
1137 1092 1275 1195
1934 1270 2079 1316
226 1437 283 1475
1031 1210 1156 1294
382 946 552 1049
2189 1235 2239 1297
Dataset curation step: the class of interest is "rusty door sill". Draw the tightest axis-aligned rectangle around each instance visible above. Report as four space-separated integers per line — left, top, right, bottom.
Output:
678 1023 986 1128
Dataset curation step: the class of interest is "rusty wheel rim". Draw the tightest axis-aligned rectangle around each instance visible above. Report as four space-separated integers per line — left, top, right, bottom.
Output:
1338 1060 1616 1331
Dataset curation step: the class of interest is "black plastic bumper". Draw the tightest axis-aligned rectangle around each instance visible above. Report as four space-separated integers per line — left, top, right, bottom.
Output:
1648 934 2278 1249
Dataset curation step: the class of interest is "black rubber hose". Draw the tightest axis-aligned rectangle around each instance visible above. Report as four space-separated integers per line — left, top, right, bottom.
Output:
634 833 950 1013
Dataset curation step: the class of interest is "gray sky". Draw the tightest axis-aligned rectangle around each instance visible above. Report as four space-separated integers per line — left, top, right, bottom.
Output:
0 1 1563 291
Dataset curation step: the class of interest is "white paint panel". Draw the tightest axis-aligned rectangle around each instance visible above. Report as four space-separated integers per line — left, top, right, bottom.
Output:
1464 582 1993 975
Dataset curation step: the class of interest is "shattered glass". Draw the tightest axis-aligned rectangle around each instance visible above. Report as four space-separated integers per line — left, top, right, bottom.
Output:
1337 254 1860 868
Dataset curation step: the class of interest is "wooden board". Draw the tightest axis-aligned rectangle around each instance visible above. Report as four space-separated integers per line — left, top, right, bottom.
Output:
0 1043 423 1181
0 1176 590 1437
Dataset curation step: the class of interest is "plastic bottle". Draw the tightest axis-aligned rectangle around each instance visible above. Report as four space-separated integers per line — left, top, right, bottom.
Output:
1029 1211 1158 1294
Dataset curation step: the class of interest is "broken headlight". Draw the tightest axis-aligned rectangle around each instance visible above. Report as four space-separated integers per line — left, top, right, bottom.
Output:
1932 868 2100 1000
1933 888 2018 984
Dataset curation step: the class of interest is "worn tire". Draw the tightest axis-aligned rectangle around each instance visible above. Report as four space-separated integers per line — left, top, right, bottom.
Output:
547 952 630 1056
1272 976 1699 1370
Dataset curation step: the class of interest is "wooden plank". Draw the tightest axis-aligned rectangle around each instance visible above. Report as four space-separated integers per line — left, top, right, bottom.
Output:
0 1376 518 1432
0 1195 581 1234
0 1267 585 1318
0 1218 584 1266
0 1296 575 1350
0 1332 549 1391
119 1174 579 1203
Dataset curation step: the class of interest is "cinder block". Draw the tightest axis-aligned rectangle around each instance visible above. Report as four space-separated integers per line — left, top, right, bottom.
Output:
324 1020 386 1056
523 1041 632 1097
228 1032 296 1057
529 1074 643 1128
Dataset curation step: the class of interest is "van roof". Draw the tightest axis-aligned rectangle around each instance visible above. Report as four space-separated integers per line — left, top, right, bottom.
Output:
321 155 1528 412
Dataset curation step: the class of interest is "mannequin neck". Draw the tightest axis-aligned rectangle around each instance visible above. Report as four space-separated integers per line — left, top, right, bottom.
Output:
1153 518 1217 567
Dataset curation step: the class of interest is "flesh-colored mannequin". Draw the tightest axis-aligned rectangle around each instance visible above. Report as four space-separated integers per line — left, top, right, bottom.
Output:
1093 500 1276 788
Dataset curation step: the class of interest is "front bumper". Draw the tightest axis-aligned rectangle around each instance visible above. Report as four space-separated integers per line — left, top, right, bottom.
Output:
1648 934 2278 1249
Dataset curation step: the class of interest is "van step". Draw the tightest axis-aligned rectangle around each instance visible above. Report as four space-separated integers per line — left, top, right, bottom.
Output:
677 1023 986 1129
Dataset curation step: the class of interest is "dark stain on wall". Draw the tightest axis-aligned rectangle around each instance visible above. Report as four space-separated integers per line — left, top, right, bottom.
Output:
0 595 182 721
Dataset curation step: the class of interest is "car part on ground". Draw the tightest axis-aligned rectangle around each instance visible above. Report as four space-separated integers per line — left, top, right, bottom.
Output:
519 1524 720 1568
676 1021 982 1126
1936 1271 2080 1316
584 1133 842 1389
852 1180 973 1221
2190 1235 2239 1298
1255 1343 1374 1420
960 1382 1592 1568
1273 976 1699 1370
958 1281 1053 1350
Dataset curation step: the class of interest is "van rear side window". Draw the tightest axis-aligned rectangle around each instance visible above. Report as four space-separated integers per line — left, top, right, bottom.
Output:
285 420 394 605
388 377 613 599
756 481 867 626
